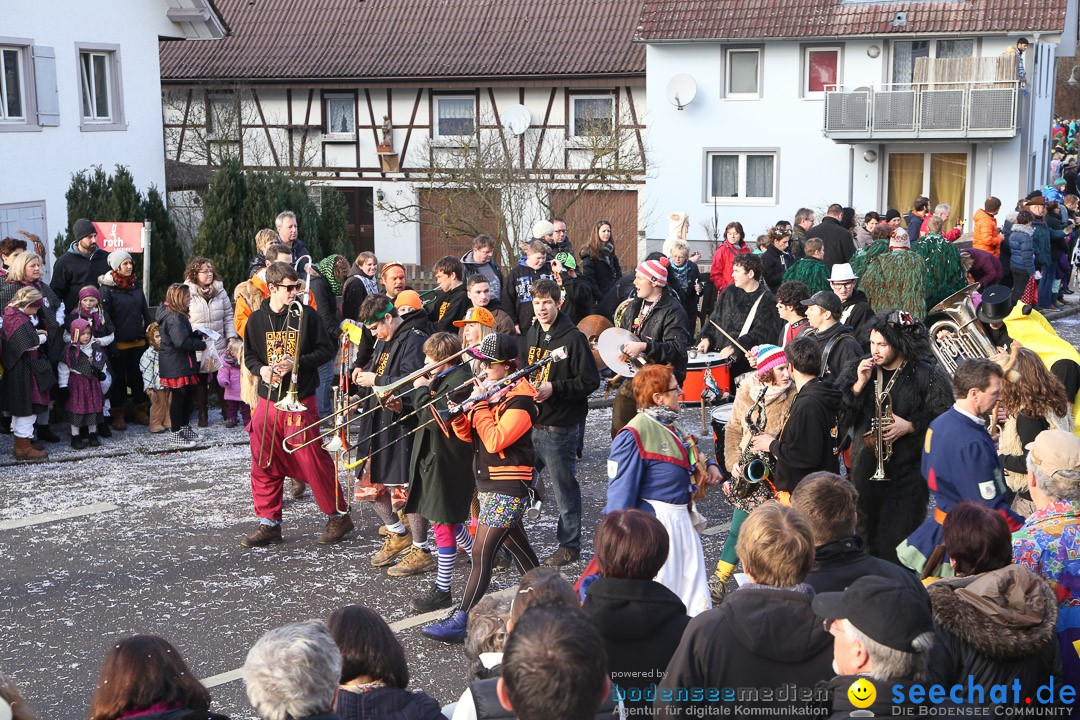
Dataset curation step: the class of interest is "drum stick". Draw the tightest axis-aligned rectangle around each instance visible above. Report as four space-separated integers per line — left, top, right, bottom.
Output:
708 319 750 356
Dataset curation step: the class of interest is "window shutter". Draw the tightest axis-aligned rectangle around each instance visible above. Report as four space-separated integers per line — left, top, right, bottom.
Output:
32 45 59 127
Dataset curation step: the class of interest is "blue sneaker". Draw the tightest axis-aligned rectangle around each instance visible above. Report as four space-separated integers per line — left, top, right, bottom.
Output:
422 609 468 643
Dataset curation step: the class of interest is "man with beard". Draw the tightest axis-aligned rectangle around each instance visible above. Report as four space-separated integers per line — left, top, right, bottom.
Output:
838 311 953 565
697 253 782 379
351 293 429 569
828 263 873 341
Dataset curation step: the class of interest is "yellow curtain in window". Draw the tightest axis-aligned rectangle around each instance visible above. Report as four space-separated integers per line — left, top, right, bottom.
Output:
887 153 924 214
929 153 967 225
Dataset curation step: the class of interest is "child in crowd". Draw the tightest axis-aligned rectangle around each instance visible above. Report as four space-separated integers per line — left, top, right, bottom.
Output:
59 318 107 449
66 286 117 435
156 283 205 448
502 241 557 333
140 322 170 434
217 338 249 428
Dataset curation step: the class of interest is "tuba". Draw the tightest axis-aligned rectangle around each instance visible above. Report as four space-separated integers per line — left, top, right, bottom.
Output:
927 284 996 375
732 385 774 498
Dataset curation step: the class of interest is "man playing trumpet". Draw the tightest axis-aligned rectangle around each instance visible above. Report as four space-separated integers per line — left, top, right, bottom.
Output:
241 262 353 548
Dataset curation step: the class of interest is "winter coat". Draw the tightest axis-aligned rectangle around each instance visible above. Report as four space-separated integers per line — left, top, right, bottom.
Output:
823 675 928 718
2 306 55 416
521 311 600 427
927 565 1061 695
582 577 689 717
335 685 443 720
156 306 205 380
341 268 377 321
699 283 781 362
806 217 856 270
656 586 833 716
451 379 537 497
906 210 927 239
0 277 64 362
50 241 110 313
667 260 702 332
837 290 874 342
185 280 237 359
1008 224 1036 274
965 247 1003 289
806 535 928 599
973 209 1004 256
853 225 873 250
579 246 623 314
761 244 795 293
790 225 807 259
810 322 862 383
723 376 796 474
709 240 752 291
1031 218 1052 269
98 272 152 346
598 270 636 321
461 249 505 310
606 412 699 513
216 359 242 402
140 345 162 391
233 272 269 339
402 363 476 524
767 377 842 492
307 273 341 345
65 307 114 347
617 287 690 382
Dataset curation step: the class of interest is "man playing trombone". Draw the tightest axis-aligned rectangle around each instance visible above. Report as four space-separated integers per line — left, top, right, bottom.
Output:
241 262 354 548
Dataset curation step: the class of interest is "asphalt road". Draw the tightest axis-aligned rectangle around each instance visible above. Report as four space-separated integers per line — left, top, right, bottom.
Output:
4 310 1077 720
0 401 734 720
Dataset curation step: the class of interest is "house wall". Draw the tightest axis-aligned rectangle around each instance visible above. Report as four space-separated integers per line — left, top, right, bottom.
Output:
0 3 184 261
163 82 647 265
644 36 1056 244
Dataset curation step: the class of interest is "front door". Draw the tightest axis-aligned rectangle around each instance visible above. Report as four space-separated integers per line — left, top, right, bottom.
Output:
340 187 374 256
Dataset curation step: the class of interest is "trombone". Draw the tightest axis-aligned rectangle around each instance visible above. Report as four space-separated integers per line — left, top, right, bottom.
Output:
256 299 305 469
294 255 312 304
370 341 480 403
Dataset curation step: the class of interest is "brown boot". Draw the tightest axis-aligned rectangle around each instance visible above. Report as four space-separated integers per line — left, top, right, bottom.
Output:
13 436 47 461
163 390 173 430
131 402 150 426
111 412 127 431
289 478 308 500
148 391 167 433
195 384 209 427
317 513 355 544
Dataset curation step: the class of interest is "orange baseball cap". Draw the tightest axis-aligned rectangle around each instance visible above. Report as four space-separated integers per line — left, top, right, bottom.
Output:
453 306 495 328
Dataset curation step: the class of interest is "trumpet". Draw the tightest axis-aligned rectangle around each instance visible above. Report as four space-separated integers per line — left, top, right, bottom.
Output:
865 367 897 482
733 385 773 498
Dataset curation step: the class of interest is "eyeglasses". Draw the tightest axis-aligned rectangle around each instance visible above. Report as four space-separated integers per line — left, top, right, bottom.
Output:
830 280 856 288
663 386 684 396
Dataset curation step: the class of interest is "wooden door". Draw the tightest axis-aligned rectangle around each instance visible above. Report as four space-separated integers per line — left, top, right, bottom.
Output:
341 187 374 256
549 190 638 269
418 189 503 267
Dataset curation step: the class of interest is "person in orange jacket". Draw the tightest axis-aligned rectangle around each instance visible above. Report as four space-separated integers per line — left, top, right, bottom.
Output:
973 197 1005 257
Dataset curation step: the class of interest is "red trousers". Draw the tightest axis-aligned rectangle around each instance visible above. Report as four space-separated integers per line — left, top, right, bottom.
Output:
248 394 346 521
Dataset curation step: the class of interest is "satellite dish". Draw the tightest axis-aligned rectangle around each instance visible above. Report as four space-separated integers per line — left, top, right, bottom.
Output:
501 105 531 135
667 74 698 110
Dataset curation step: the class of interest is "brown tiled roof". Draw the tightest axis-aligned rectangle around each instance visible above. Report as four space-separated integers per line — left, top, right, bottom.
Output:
635 0 1070 41
160 0 646 82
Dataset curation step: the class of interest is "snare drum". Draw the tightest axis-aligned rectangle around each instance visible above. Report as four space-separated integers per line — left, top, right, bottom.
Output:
682 353 733 404
710 402 735 470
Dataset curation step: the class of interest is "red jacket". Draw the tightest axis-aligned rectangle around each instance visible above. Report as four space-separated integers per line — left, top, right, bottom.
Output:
709 241 752 292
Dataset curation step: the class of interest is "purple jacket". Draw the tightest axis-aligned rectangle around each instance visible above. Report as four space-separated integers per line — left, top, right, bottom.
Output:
965 247 1003 289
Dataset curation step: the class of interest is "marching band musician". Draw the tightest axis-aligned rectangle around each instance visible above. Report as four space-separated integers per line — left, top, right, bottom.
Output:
606 363 719 616
423 333 541 643
240 262 353 549
837 311 953 565
611 256 689 436
712 344 797 600
352 293 429 569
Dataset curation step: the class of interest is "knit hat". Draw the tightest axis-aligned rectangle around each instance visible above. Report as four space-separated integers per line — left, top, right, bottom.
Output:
453 306 494 328
555 251 577 271
68 317 91 345
753 345 787 375
532 220 555 239
78 286 101 302
883 208 902 222
108 250 132 271
73 218 96 242
394 289 423 312
636 256 669 286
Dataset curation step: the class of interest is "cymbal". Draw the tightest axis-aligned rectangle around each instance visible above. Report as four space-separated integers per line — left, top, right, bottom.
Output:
597 327 643 378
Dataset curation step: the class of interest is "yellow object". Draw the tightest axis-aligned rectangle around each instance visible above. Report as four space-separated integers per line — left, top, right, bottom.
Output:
339 320 365 345
847 678 877 709
1005 306 1080 436
714 560 736 582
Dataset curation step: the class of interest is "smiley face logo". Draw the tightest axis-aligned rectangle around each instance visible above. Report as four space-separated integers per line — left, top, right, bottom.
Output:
847 678 876 709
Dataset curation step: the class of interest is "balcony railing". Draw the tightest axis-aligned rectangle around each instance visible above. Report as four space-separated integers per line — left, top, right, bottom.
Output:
823 81 1018 141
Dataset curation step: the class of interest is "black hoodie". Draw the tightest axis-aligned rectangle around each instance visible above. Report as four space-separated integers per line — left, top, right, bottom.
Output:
428 283 470 333
810 321 862 384
838 289 873 341
583 577 689 716
768 377 842 492
521 310 600 426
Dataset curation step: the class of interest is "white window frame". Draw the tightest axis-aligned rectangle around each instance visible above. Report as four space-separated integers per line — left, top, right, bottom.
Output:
889 38 978 85
75 43 124 131
322 91 356 141
569 93 615 137
0 38 39 131
802 45 842 98
703 149 779 206
433 95 476 139
723 47 762 99
0 45 26 123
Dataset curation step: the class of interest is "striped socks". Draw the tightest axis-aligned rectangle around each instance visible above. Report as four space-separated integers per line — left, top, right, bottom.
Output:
436 547 456 592
455 523 474 553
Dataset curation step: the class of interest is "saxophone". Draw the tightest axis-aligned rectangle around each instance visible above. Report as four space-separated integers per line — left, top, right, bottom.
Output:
732 385 774 498
864 368 895 482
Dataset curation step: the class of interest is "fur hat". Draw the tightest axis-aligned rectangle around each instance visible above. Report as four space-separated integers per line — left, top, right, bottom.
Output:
73 218 96 242
108 250 132 271
864 310 931 362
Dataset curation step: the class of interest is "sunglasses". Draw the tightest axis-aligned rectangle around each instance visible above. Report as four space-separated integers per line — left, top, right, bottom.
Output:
274 283 303 292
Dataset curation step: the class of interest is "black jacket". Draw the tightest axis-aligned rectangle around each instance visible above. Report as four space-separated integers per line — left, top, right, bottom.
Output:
156 306 206 380
656 586 833 716
768 377 842 492
667 262 703 331
806 217 856 271
699 283 781 359
308 273 341 342
335 686 443 720
583 577 689 716
838 290 873 342
761 244 795 293
580 247 623 314
618 288 690 383
810 322 862 383
51 242 111 313
471 677 620 720
243 302 333 400
98 272 153 345
521 311 600 427
806 535 928 599
428 283 471 334
598 270 637 321
340 268 374 322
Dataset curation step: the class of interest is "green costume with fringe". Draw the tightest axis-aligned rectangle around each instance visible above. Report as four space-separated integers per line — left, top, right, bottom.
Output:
781 257 829 294
850 238 890 279
861 250 928 321
915 233 965 310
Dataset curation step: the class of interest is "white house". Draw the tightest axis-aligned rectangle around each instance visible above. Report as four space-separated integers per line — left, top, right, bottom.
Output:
636 0 1077 246
158 0 648 269
0 1 225 257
